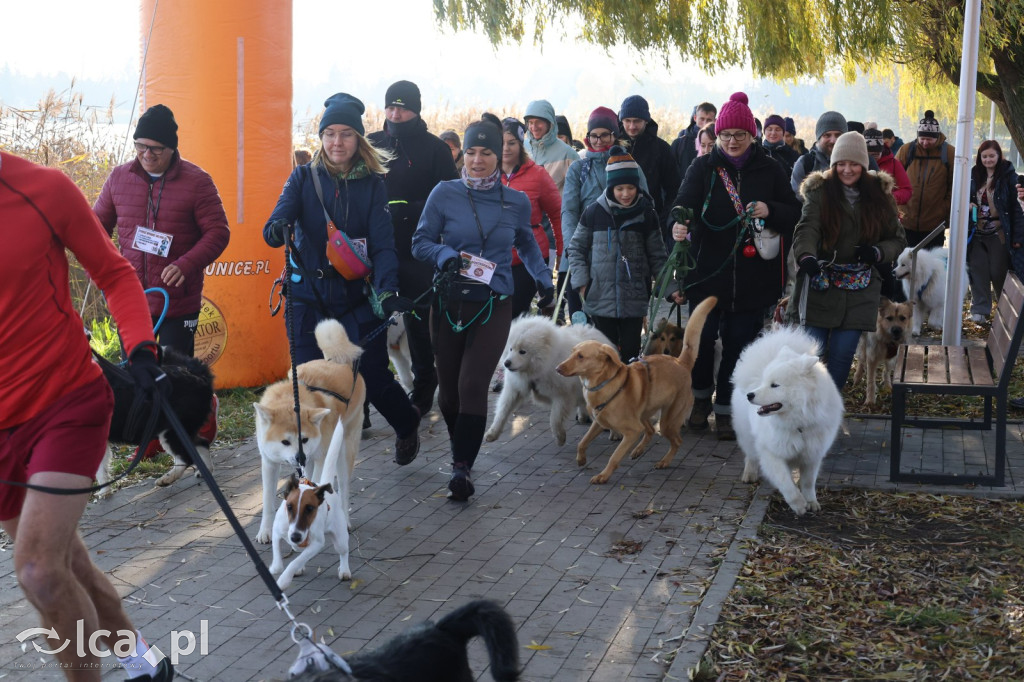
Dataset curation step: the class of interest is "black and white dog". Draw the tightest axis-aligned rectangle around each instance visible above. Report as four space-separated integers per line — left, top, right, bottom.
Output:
290 600 521 682
95 347 215 496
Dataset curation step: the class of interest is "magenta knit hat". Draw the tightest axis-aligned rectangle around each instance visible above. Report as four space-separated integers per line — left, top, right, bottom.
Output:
715 92 756 137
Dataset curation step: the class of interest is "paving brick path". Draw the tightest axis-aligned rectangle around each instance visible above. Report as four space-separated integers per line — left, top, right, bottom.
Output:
1 396 1019 681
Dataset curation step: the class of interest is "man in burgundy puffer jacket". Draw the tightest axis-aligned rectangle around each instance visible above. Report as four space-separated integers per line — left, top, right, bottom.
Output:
94 104 230 355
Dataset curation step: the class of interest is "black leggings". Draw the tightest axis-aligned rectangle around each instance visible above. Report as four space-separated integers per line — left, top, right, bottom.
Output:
430 296 513 444
510 263 538 319
592 316 644 362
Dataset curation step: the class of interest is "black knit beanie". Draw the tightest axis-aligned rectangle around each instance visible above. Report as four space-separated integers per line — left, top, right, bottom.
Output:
384 80 421 115
134 104 178 149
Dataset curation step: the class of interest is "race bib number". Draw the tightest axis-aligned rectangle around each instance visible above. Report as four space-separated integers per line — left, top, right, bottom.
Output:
132 226 173 258
460 251 496 285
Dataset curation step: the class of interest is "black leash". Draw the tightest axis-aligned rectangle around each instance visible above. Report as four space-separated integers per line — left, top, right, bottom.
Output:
283 227 310 474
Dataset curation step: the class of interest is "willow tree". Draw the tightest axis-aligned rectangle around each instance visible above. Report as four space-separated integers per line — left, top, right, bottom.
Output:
433 0 1024 150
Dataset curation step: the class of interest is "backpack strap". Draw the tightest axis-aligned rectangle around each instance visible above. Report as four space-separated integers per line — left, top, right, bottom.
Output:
801 152 814 175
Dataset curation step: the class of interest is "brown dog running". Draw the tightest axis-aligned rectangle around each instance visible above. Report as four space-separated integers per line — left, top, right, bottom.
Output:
556 296 717 484
852 297 913 405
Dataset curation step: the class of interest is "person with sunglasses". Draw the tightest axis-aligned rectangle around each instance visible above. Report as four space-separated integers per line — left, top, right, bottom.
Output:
560 106 649 319
94 104 230 356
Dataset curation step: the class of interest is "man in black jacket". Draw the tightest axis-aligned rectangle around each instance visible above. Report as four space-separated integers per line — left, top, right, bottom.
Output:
368 80 458 416
618 95 680 241
670 102 717 178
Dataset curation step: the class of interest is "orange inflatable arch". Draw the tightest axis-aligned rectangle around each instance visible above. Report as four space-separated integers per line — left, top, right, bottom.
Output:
140 0 292 387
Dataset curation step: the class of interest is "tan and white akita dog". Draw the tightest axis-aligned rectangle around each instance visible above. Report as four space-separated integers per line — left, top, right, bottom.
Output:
254 320 366 544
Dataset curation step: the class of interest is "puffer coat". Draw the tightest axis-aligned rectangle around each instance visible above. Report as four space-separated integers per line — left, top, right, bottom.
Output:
568 194 667 318
94 153 230 318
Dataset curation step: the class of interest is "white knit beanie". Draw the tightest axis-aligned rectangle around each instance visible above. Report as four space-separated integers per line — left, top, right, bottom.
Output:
830 132 869 169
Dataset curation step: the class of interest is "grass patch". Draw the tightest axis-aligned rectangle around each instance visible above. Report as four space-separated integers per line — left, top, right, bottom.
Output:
696 490 1024 680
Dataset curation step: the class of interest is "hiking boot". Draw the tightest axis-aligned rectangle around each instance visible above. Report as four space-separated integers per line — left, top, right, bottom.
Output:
394 424 420 465
715 413 736 441
688 397 712 430
447 462 475 501
362 402 372 430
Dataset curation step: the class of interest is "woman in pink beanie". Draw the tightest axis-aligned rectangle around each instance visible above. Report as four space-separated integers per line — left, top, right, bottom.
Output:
667 92 801 440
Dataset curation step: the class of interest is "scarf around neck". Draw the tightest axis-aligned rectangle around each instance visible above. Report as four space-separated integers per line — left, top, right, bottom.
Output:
606 194 645 221
462 166 501 191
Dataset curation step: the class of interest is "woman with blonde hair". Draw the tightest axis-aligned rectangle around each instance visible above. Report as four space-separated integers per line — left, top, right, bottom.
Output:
264 92 422 466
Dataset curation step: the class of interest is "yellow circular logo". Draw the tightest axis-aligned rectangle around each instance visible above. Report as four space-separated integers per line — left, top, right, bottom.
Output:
194 297 227 366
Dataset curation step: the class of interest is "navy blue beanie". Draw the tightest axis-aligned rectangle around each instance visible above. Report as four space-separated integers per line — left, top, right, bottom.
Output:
319 93 365 136
618 95 651 122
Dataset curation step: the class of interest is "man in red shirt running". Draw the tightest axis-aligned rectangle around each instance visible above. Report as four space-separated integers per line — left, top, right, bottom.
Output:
0 151 173 681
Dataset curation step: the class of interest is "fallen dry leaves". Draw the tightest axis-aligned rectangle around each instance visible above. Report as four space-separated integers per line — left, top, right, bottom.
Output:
695 490 1024 680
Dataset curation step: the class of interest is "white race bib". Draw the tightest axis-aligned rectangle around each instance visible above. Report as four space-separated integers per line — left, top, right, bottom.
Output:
132 226 173 258
460 251 496 285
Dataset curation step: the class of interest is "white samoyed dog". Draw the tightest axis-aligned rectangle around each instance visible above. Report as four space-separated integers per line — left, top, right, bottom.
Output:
732 326 844 516
485 315 612 446
892 247 949 336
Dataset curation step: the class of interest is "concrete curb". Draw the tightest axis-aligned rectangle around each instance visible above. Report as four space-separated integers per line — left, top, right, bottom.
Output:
663 488 772 680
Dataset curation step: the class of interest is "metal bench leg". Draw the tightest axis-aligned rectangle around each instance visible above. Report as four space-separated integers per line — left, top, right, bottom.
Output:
890 387 906 482
995 397 1007 487
984 396 993 428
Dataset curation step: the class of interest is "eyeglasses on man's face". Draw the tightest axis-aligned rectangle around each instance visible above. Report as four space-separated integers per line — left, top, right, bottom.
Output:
134 142 168 155
717 131 749 142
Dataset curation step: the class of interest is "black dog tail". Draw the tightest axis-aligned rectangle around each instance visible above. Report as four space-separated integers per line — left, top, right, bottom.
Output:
436 600 521 681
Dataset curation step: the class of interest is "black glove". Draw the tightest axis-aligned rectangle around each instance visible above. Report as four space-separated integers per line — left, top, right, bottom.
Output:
536 286 555 310
267 219 290 242
854 245 881 264
797 255 821 279
128 344 171 400
441 257 461 274
381 293 415 316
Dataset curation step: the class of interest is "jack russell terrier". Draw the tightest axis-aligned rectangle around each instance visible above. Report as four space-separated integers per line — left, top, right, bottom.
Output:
269 475 351 591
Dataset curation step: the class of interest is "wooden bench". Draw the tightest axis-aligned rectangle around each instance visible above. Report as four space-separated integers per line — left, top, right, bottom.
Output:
890 272 1024 486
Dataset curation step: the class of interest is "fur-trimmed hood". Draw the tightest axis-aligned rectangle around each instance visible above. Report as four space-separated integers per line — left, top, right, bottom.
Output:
799 168 895 201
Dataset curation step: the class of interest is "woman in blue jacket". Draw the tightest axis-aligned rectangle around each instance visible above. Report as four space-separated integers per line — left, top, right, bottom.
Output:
264 93 421 466
413 119 554 501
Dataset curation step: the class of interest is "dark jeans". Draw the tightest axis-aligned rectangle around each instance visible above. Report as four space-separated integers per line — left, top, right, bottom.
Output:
592 315 644 362
155 312 199 356
404 299 437 405
690 302 765 415
804 326 862 390
290 301 418 439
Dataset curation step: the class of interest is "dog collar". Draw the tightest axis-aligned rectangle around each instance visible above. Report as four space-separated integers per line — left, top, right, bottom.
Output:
592 364 638 413
586 366 625 393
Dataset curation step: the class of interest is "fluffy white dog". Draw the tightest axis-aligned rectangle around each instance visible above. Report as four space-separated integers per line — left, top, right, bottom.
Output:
485 315 612 446
733 327 844 516
893 247 948 336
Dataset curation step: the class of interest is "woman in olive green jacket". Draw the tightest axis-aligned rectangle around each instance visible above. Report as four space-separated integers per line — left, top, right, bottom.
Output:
789 132 907 389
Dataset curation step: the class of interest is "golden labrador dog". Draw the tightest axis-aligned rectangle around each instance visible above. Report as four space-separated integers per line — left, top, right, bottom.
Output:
556 296 717 484
852 297 913 405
